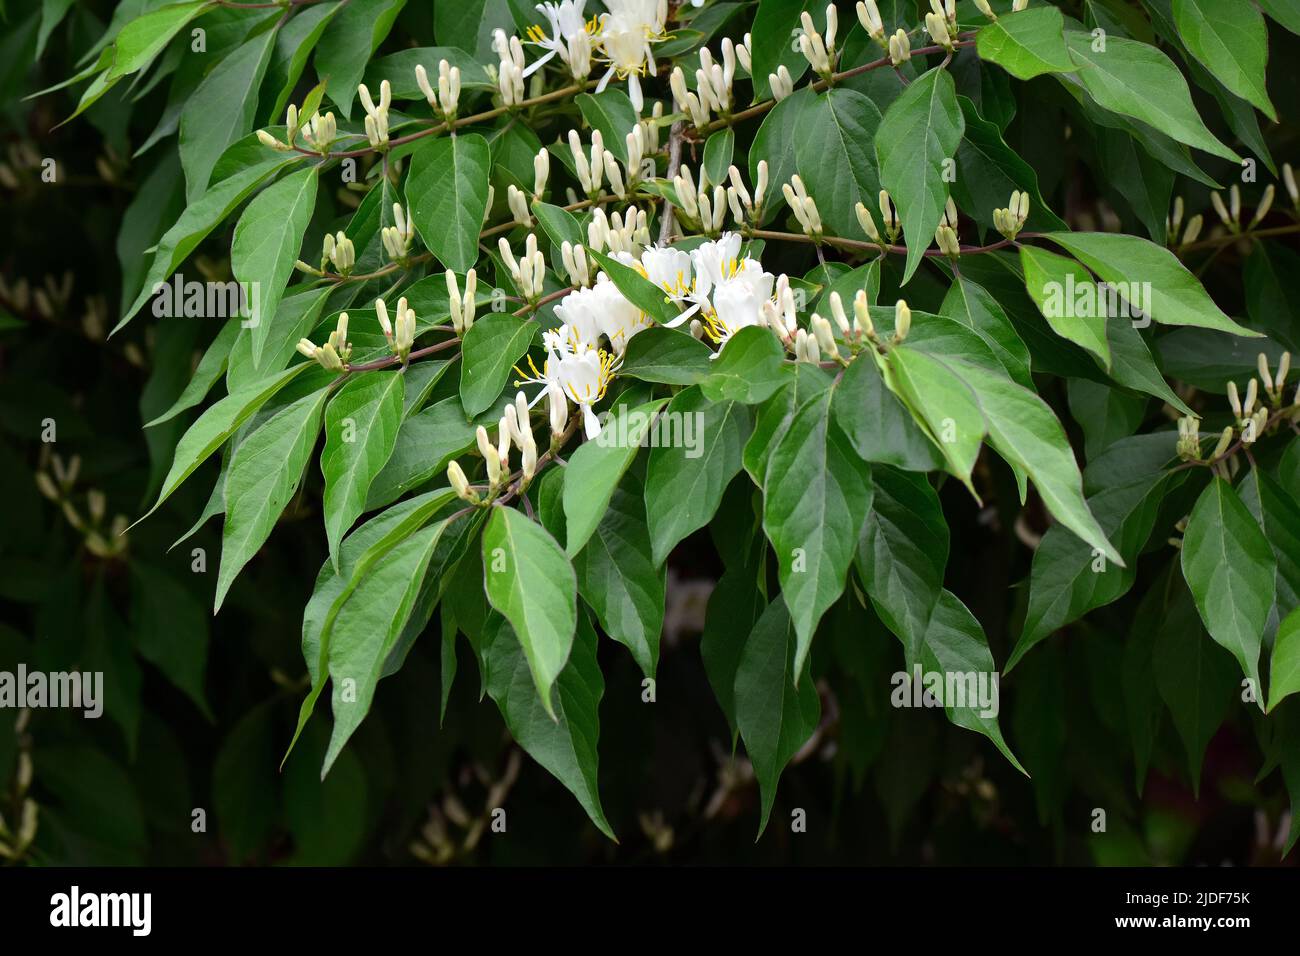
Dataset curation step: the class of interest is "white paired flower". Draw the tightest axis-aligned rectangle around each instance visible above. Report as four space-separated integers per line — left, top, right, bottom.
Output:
591 274 652 351
446 268 478 335
515 328 621 439
888 28 910 65
299 111 337 153
322 231 355 274
381 203 415 261
770 65 794 101
639 245 694 305
701 270 774 351
595 0 669 112
552 281 607 345
376 295 417 361
524 0 597 77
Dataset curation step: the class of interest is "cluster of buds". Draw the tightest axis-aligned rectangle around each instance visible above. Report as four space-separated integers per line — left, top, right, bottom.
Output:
588 206 650 255
783 175 823 239
502 391 539 482
857 1 887 46
725 161 768 228
299 110 337 154
446 268 479 336
415 59 461 120
811 290 876 362
675 165 727 235
888 29 911 66
993 190 1030 241
381 204 416 261
300 230 355 276
1228 377 1270 444
358 80 392 149
1257 350 1295 410
375 295 417 363
500 235 547 300
798 6 839 78
614 124 649 197
1166 196 1204 248
494 30 527 107
934 198 961 258
924 0 958 52
560 241 592 287
567 129 607 199
761 275 800 347
296 312 351 371
1175 415 1204 461
671 38 741 129
35 455 130 559
1211 183 1275 235
0 709 37 861
792 326 822 364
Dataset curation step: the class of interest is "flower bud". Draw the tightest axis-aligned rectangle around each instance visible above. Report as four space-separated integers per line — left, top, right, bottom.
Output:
893 299 911 342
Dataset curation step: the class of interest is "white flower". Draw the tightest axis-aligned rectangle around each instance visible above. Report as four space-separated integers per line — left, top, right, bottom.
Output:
524 0 595 77
595 0 668 111
701 270 774 351
639 245 693 301
515 329 621 439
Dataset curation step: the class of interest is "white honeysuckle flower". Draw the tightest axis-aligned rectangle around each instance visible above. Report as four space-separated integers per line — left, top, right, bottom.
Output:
515 328 621 439
524 0 596 77
639 245 694 304
591 275 652 352
595 0 669 112
552 281 607 345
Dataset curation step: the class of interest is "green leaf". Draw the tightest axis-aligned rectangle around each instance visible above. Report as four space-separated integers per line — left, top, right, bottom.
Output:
573 484 665 678
699 326 787 404
531 200 584 250
701 560 767 740
1043 231 1260 337
586 248 679 326
1154 571 1238 791
884 345 985 489
645 387 752 565
363 46 492 99
875 67 965 283
952 96 1068 236
130 562 212 720
938 275 1034 387
1268 608 1300 712
213 702 277 860
137 363 311 526
313 0 407 118
576 88 638 164
320 371 405 569
458 313 537 417
1018 245 1112 367
917 591 1026 774
618 325 713 384
483 611 614 839
264 1 341 123
1172 0 1275 120
482 506 577 717
735 596 820 838
1240 468 1300 639
406 132 491 273
116 154 300 331
179 25 277 201
1063 30 1238 161
746 364 834 483
701 127 734 189
763 388 873 674
216 387 328 610
323 519 447 774
145 320 240 427
106 1 212 81
794 88 883 241
562 398 668 556
231 166 319 368
1181 476 1275 696
976 5 1075 79
856 466 947 667
1008 434 1183 670
750 86 814 224
227 286 333 391
831 355 943 473
365 397 479 509
1257 0 1300 34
